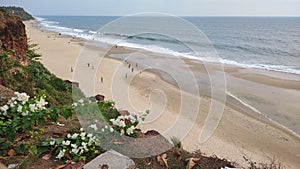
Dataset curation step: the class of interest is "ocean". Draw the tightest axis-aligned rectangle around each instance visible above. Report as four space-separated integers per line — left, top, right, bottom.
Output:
35 15 300 137
36 16 300 75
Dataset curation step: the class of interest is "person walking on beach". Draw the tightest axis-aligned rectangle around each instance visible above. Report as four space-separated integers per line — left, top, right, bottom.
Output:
101 77 103 83
128 64 131 69
88 63 90 67
71 67 73 72
125 73 128 79
132 68 134 72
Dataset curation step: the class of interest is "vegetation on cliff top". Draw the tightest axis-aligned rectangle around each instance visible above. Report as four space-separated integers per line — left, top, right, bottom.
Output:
0 6 34 21
0 46 84 106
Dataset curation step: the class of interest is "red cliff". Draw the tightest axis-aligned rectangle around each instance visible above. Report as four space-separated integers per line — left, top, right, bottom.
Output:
0 11 28 61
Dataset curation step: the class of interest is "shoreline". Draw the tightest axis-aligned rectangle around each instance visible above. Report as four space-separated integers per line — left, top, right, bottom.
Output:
25 20 300 168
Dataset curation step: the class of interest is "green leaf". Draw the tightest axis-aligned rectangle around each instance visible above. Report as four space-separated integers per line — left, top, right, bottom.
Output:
22 120 31 130
0 142 11 150
29 145 38 156
38 117 45 126
62 108 72 119
7 129 16 142
15 143 27 155
39 140 50 147
49 109 59 122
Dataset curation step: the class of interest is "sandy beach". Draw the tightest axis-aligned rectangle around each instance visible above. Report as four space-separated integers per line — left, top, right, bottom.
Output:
25 20 300 168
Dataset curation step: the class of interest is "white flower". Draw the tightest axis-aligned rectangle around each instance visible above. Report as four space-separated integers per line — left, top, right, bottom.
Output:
81 142 88 150
71 133 79 139
36 98 48 109
0 105 9 112
80 128 84 132
110 119 116 125
120 129 124 136
89 124 98 130
9 103 15 108
62 140 71 146
71 148 79 154
101 128 105 132
16 92 30 103
126 126 135 135
105 125 108 129
80 132 86 137
129 115 137 123
71 143 77 149
78 99 84 103
72 103 78 107
109 127 114 133
17 105 22 113
21 111 29 116
87 133 93 138
119 120 126 127
79 147 85 154
50 140 55 145
67 134 71 138
29 104 37 112
80 132 86 140
56 149 65 159
95 119 98 123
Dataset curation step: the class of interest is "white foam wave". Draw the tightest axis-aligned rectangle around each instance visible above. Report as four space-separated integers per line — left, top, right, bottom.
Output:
37 17 300 75
89 31 98 34
74 29 84 33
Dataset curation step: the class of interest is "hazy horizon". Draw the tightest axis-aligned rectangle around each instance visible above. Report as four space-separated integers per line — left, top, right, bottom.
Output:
1 0 300 17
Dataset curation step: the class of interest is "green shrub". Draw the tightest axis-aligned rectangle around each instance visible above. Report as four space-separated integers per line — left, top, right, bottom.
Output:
170 136 182 148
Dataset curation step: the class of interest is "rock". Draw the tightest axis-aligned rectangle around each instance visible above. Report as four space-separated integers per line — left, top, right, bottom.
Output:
95 94 105 102
144 130 160 137
83 150 135 169
119 110 130 116
0 84 14 102
64 80 79 88
7 163 18 169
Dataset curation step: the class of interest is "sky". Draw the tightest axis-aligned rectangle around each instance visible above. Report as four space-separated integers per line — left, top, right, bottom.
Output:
1 0 300 16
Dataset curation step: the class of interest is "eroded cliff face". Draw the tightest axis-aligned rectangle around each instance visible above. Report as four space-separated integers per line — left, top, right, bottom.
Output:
0 11 28 60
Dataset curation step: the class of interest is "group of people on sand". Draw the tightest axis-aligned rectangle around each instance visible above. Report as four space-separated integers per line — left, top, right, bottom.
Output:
124 59 142 79
69 59 143 86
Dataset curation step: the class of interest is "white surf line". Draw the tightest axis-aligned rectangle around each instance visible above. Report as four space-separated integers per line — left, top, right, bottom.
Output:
226 91 300 139
226 91 262 115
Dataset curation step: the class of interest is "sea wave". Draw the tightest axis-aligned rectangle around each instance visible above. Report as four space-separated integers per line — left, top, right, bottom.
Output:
36 17 300 75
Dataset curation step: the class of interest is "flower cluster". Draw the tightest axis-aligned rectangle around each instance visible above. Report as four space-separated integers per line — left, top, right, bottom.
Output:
0 92 48 117
53 128 100 161
0 92 56 143
109 113 142 136
71 99 92 108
